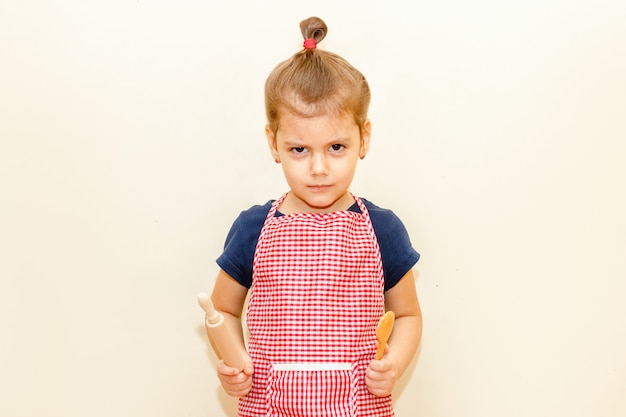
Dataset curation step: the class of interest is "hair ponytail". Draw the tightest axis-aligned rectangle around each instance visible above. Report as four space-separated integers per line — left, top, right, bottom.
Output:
300 17 328 49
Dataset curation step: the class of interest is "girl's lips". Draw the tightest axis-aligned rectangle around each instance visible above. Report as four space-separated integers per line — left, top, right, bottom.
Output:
308 184 331 192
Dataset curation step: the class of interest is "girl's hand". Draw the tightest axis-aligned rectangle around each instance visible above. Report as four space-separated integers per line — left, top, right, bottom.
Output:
365 345 400 397
217 355 254 397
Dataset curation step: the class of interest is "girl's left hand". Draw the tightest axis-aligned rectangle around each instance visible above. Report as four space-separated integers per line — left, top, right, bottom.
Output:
365 345 399 397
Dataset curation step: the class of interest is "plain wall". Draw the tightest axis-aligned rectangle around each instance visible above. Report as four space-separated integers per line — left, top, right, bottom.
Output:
1 1 625 416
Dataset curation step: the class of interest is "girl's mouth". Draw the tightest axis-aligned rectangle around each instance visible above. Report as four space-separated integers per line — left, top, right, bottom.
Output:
308 184 331 192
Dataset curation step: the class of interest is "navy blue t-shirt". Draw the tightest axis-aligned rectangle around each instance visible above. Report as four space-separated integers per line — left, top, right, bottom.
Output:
216 198 420 291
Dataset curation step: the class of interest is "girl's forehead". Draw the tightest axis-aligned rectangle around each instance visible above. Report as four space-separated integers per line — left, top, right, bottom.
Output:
276 114 360 146
279 112 358 134
280 110 355 127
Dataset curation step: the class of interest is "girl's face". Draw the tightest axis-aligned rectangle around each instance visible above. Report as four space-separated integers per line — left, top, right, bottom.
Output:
266 112 371 214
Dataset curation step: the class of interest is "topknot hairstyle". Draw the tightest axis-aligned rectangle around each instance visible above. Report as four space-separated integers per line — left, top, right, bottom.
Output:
300 16 328 46
265 16 371 134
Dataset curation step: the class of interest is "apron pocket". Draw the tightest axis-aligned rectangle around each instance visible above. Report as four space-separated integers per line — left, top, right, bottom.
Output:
267 364 354 417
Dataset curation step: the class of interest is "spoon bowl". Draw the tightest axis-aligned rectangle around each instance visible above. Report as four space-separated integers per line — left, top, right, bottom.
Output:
375 311 395 360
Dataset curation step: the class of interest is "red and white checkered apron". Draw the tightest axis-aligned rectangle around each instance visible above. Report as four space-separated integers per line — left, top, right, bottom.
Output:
238 194 394 417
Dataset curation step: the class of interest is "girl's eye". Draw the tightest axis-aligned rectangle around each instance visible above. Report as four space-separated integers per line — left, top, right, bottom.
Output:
291 147 307 154
330 144 345 152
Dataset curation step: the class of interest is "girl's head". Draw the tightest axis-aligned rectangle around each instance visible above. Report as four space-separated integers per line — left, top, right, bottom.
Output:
265 17 371 136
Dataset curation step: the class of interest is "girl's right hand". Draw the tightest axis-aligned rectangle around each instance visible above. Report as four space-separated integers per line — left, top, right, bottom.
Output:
217 355 254 397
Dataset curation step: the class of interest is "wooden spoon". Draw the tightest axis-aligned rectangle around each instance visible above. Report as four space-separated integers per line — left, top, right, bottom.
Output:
375 311 395 360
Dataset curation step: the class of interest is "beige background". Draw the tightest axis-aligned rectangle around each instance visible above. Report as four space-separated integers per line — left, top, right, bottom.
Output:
1 1 625 416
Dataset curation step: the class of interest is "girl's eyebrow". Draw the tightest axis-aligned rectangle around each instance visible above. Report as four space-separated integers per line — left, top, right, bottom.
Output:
284 137 351 147
284 141 306 146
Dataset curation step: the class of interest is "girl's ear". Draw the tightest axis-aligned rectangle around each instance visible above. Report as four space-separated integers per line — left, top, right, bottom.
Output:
266 125 281 163
359 119 372 160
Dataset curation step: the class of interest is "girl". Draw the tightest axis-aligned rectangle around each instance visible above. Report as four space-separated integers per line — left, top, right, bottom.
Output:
208 16 422 417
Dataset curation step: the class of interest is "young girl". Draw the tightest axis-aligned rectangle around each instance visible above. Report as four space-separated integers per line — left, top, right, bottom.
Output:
208 16 422 417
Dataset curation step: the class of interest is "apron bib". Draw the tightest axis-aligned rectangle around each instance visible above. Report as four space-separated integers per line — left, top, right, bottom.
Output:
239 194 394 417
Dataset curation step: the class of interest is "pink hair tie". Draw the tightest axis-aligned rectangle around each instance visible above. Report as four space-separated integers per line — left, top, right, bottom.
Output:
303 38 317 49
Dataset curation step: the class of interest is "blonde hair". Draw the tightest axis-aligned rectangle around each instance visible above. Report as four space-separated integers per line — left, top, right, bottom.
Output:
265 17 371 134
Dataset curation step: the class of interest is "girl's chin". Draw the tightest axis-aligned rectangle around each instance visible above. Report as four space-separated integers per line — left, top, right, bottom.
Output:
285 191 352 213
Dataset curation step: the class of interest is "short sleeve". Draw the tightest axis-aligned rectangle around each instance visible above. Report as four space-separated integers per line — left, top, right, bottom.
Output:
364 200 420 291
216 202 271 288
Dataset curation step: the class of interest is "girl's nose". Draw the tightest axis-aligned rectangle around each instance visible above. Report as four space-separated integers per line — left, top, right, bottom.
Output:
310 153 329 176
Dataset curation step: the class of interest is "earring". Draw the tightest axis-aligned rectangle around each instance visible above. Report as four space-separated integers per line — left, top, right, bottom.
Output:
275 157 281 164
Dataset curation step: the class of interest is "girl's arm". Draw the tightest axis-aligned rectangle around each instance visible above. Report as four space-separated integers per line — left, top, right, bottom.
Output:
365 268 423 397
208 269 254 397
